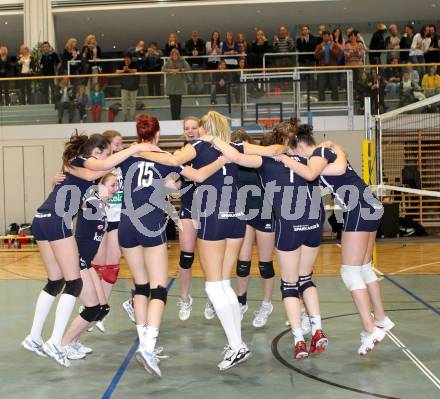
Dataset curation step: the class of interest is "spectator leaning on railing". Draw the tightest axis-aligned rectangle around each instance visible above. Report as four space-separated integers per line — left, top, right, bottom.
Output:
16 44 36 105
314 30 340 101
425 25 440 63
143 41 163 96
410 25 431 74
400 25 415 63
116 53 140 122
40 41 60 104
206 31 222 70
61 37 80 76
221 31 240 68
0 46 13 106
237 32 248 54
162 48 190 120
273 25 295 67
332 28 345 65
344 30 366 91
296 25 317 67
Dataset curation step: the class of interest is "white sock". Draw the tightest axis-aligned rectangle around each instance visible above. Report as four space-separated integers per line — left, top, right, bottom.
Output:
206 281 241 350
49 294 76 347
292 328 304 344
136 324 147 345
221 280 242 344
29 290 56 342
144 326 159 353
300 307 307 318
262 301 272 309
309 315 322 335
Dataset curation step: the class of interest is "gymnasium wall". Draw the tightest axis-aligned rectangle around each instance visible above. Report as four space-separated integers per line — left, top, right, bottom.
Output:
0 121 364 232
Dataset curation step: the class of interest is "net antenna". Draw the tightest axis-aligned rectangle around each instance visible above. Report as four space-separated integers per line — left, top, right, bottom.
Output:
375 93 440 226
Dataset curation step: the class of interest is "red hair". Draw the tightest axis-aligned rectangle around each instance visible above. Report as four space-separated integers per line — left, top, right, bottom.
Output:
136 114 160 142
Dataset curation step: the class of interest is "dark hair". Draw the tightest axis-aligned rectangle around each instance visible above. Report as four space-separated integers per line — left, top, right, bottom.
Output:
62 131 110 167
289 124 316 148
405 24 415 32
231 128 254 144
349 30 359 38
332 28 343 44
322 30 331 37
148 41 157 47
261 118 298 146
211 31 220 48
42 41 50 46
123 52 132 59
420 25 429 37
429 24 437 32
136 114 160 142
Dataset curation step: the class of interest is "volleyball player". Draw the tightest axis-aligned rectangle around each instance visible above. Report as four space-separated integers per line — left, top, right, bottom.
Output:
231 128 276 328
203 124 347 359
143 111 287 370
275 124 395 355
118 114 229 377
62 173 118 358
176 116 200 321
90 130 126 332
21 133 152 367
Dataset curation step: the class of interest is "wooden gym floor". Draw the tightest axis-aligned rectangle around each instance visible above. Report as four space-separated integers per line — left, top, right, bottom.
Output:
0 238 439 399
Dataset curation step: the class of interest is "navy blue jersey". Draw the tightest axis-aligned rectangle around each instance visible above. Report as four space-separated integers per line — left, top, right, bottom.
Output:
75 192 108 242
119 155 182 222
37 156 94 215
180 141 197 213
258 155 322 227
190 140 244 216
311 147 371 209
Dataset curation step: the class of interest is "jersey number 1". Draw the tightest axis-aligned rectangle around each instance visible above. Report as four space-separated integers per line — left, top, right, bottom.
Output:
137 162 155 187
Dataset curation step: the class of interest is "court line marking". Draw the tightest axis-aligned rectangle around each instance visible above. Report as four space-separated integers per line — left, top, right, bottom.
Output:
386 331 440 390
387 261 440 276
101 277 176 399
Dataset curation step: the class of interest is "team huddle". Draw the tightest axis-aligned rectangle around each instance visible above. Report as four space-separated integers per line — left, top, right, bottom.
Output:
21 111 395 377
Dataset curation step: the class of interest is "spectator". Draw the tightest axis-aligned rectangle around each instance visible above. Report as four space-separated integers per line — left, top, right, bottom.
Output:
16 44 36 105
143 41 163 96
385 24 400 63
296 25 317 67
409 25 431 74
369 23 387 64
316 24 327 45
315 30 340 101
81 34 102 77
75 84 88 122
129 40 146 71
400 71 423 106
425 25 439 64
237 32 248 54
116 53 140 121
406 62 420 85
221 31 240 68
368 69 386 113
273 25 295 67
55 77 75 123
206 31 222 69
356 70 371 110
162 48 190 120
346 26 367 47
185 30 206 94
384 57 401 98
332 28 345 65
344 30 366 88
249 29 271 68
210 59 232 104
163 32 181 57
0 46 13 106
39 41 60 104
89 81 106 122
399 24 415 63
421 65 440 97
61 37 80 76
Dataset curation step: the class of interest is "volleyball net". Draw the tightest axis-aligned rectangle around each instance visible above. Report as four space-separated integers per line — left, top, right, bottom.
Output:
374 93 440 227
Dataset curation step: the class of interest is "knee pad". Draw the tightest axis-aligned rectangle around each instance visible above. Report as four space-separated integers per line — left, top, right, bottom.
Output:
63 278 83 297
361 262 378 284
179 251 194 269
92 264 106 279
97 304 110 321
134 283 151 298
236 260 251 277
43 278 65 296
80 304 101 322
281 280 299 300
258 261 275 279
299 273 316 295
340 265 366 291
102 265 120 285
150 286 167 304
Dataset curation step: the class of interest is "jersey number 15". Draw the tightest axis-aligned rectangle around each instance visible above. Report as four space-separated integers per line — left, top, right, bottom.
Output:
137 162 155 187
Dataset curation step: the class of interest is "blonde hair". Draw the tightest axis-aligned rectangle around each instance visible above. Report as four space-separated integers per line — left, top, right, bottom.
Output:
65 37 77 50
200 111 231 142
84 34 96 46
183 116 199 127
100 172 116 185
256 30 267 42
102 130 122 141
